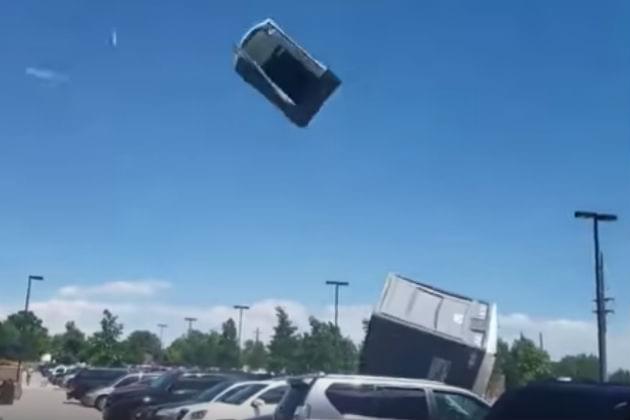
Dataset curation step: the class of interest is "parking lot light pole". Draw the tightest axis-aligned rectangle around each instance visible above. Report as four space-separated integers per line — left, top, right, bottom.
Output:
184 317 197 336
325 281 349 328
18 275 44 381
574 210 618 382
233 305 250 348
24 275 44 312
157 323 168 348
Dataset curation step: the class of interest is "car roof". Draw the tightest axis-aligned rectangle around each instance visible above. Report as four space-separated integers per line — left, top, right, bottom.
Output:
300 373 448 387
291 374 479 395
236 379 286 386
487 381 630 420
515 381 630 395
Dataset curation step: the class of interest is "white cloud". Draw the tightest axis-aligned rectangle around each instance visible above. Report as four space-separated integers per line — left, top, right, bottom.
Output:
57 280 171 299
25 67 69 84
6 279 630 371
2 289 371 348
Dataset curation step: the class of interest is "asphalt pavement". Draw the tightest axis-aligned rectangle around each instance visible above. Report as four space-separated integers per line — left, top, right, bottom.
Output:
0 373 100 420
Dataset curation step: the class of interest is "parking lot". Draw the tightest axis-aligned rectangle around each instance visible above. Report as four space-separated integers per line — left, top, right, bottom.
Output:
0 376 99 420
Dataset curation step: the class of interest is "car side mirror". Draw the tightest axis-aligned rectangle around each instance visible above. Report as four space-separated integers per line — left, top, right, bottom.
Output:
251 398 265 409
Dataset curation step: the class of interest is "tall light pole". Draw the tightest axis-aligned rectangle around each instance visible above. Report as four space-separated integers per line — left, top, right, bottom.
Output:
184 317 197 335
575 210 617 382
18 275 44 381
24 275 44 313
157 323 168 348
325 281 349 328
233 305 250 348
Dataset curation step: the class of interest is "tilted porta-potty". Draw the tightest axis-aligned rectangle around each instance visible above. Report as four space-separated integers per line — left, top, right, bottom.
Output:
360 273 498 396
234 19 341 127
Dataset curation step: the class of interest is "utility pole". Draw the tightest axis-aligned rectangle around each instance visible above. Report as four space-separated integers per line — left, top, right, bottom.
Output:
233 305 250 348
575 210 618 382
538 332 544 350
157 323 168 348
254 327 260 343
325 281 349 328
184 317 197 335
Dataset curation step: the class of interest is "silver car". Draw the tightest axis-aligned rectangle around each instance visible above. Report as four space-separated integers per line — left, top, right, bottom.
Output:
81 372 158 411
275 374 490 420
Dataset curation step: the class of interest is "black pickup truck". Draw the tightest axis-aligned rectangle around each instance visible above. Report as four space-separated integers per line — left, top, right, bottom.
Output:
67 368 128 400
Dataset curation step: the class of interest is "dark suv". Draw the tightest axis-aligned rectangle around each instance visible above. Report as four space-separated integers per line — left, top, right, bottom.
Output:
486 381 630 420
67 368 128 400
103 371 231 420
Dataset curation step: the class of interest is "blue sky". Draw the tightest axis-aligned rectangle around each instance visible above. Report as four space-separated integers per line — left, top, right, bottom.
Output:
1 0 630 349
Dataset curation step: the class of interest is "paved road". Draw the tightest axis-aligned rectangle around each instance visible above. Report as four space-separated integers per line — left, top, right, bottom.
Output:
0 376 100 420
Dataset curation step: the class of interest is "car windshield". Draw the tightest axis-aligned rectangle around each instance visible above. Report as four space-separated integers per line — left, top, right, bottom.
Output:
216 384 267 405
149 373 176 389
194 381 234 402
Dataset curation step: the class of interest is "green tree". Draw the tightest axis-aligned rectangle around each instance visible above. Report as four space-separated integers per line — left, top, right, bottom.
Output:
166 330 220 367
609 369 630 384
51 321 87 364
217 319 240 369
86 310 125 366
300 317 358 373
503 337 552 388
551 354 599 381
123 330 162 364
2 311 49 361
242 339 268 370
267 307 301 374
491 338 510 379
0 320 22 360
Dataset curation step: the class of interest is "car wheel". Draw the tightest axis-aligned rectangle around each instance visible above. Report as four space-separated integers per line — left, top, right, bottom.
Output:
95 395 107 411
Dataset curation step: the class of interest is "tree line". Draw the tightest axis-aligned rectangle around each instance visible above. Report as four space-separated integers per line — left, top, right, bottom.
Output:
2 308 630 386
492 335 630 387
0 307 358 374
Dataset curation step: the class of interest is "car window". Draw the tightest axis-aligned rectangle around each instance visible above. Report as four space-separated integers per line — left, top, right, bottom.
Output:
217 384 267 405
88 370 125 380
275 381 311 420
195 382 234 402
115 376 139 388
172 379 221 391
259 386 288 404
325 383 429 420
150 373 176 389
433 391 489 420
212 383 254 402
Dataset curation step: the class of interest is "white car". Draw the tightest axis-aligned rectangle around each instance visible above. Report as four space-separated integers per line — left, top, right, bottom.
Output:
177 380 287 420
275 374 490 420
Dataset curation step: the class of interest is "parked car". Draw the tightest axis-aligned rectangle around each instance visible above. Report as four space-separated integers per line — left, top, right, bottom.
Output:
60 366 85 388
66 368 128 400
485 381 630 420
103 371 232 420
274 374 490 420
81 372 159 411
178 379 288 420
134 379 245 420
49 365 70 385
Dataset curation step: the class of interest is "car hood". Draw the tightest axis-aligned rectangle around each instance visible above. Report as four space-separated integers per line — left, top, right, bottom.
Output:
182 402 237 416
